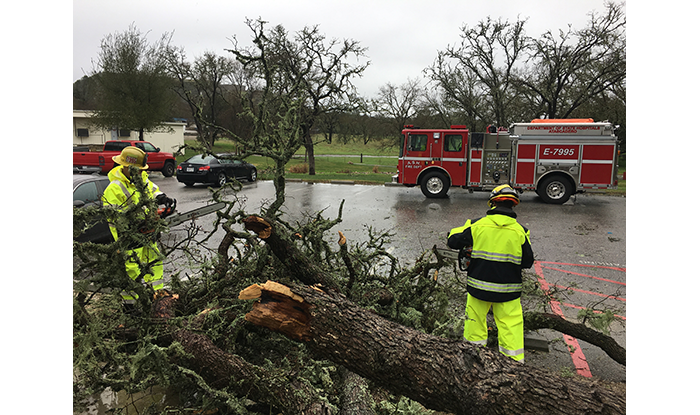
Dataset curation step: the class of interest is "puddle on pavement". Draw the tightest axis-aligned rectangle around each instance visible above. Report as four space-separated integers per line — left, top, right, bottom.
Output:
76 385 180 415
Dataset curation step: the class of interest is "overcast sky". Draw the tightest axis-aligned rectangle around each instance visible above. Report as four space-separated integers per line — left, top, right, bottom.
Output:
73 0 615 98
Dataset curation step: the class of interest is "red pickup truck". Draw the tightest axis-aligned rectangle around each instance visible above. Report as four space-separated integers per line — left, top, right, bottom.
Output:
73 140 177 177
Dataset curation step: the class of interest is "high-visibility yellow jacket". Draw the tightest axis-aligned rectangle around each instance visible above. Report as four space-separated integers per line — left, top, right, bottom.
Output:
448 206 534 302
102 166 163 241
102 166 165 297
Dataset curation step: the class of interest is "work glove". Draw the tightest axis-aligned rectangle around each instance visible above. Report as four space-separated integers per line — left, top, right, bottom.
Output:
458 246 473 271
155 193 174 206
156 195 177 220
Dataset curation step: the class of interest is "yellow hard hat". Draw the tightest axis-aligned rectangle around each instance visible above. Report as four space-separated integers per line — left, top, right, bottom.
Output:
112 146 149 170
488 184 520 207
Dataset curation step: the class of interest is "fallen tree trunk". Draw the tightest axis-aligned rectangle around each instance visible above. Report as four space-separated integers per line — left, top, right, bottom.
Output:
240 281 626 415
152 294 335 414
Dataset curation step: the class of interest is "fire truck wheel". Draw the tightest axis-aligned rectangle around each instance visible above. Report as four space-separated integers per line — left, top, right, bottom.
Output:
420 171 450 198
537 175 573 204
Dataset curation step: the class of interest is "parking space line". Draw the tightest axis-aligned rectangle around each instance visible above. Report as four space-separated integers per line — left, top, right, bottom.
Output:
551 283 626 302
559 302 626 321
534 261 593 377
538 261 625 272
542 265 626 286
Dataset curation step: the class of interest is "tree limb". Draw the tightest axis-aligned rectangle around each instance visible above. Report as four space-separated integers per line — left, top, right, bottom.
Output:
524 312 625 366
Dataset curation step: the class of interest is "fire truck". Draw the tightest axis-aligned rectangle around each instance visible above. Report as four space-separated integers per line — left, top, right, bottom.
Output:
392 118 620 204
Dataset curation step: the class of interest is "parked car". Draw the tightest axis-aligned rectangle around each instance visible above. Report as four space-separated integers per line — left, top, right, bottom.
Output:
73 140 177 177
73 174 113 244
176 153 257 187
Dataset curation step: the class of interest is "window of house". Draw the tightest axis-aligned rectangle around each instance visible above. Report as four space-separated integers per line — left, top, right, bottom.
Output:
119 129 131 137
76 128 89 137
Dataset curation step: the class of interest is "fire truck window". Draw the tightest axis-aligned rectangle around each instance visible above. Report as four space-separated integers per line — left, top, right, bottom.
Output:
408 134 427 152
444 135 463 152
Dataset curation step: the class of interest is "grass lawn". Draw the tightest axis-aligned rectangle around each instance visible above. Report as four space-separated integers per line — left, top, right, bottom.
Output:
177 138 625 194
178 138 399 184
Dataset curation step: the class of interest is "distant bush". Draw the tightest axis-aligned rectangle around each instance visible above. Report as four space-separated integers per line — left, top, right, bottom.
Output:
289 163 308 174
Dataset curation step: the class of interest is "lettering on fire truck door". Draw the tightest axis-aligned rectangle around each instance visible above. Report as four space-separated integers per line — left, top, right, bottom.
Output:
538 144 580 162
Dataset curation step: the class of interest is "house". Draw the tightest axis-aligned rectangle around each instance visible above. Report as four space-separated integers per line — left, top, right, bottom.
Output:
73 110 185 152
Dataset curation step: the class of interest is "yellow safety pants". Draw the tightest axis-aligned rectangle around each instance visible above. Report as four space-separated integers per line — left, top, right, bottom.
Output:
464 293 525 362
121 242 164 304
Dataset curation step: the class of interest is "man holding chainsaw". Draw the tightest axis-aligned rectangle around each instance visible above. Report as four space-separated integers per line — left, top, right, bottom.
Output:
447 184 534 362
102 146 175 305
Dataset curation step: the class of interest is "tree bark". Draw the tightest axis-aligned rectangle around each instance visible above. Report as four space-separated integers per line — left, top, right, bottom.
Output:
242 215 336 288
152 294 335 415
304 125 317 175
338 369 375 415
240 281 626 415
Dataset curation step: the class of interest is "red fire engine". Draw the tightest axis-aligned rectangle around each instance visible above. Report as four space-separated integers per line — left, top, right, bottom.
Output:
392 118 620 204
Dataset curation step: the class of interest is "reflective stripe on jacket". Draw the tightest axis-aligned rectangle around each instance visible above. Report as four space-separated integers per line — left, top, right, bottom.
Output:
469 215 528 266
102 166 162 240
448 206 533 302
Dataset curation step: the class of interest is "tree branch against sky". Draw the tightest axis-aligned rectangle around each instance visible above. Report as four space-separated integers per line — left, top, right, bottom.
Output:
293 24 369 175
223 19 310 216
515 1 626 119
374 78 424 139
166 48 240 149
438 16 530 128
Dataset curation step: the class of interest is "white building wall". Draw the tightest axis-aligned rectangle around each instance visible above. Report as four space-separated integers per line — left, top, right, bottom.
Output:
73 110 185 153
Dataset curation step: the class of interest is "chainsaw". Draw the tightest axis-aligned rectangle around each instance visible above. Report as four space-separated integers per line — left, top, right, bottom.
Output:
159 201 227 227
435 246 472 271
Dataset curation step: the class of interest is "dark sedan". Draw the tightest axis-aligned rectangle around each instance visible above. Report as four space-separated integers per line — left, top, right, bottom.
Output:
176 153 257 187
73 174 114 244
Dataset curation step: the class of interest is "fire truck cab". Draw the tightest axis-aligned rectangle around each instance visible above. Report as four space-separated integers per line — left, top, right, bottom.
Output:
392 119 619 204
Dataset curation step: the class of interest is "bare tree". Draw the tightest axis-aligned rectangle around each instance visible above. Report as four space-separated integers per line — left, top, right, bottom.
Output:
294 25 369 175
374 78 424 140
223 19 309 216
429 16 530 129
515 1 626 119
166 49 239 149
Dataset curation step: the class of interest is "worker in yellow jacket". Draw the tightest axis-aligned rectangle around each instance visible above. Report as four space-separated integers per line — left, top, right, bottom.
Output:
447 184 534 361
102 146 173 305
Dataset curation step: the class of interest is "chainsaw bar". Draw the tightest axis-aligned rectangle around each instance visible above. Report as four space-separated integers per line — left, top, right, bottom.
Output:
165 202 226 227
434 248 459 260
